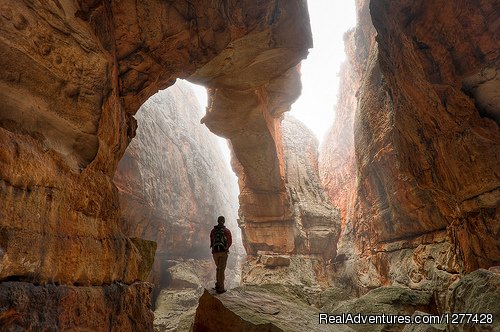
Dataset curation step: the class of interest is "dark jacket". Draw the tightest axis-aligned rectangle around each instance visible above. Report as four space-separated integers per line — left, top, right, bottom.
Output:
210 225 232 253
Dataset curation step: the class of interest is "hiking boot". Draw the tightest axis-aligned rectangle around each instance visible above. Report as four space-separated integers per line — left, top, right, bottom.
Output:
216 288 226 294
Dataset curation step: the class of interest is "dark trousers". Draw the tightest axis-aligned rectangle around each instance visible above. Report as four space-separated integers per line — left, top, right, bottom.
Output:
212 251 228 290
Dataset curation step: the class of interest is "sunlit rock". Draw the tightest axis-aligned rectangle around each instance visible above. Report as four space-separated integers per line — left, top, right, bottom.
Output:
0 0 311 328
319 0 500 305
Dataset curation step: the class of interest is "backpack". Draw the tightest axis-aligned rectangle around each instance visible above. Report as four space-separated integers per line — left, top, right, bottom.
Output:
212 226 228 252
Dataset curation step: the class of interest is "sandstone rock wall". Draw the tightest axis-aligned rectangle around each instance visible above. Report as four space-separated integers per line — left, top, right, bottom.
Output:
0 0 312 329
235 115 340 257
281 115 340 258
320 0 500 299
0 282 153 331
239 116 340 287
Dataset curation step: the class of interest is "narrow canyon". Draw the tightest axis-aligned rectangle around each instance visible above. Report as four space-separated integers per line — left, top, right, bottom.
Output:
0 0 498 331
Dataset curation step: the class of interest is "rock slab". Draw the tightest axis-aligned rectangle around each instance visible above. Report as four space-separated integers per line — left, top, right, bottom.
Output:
193 286 354 332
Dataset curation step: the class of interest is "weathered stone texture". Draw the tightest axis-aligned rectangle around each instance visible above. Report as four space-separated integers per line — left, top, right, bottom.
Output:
327 287 433 332
113 82 244 330
447 269 500 331
231 114 340 259
320 0 500 296
193 287 355 332
0 281 154 331
242 254 331 288
282 116 340 258
1 0 312 329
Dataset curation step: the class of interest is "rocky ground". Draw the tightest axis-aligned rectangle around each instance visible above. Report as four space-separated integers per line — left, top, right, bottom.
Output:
192 268 499 332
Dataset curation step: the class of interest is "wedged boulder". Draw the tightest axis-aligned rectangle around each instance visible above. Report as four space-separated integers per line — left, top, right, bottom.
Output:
193 286 354 332
261 254 291 267
448 269 500 331
242 255 330 287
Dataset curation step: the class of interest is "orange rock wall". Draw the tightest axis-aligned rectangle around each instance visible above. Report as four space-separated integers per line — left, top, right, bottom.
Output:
320 0 500 294
0 0 313 329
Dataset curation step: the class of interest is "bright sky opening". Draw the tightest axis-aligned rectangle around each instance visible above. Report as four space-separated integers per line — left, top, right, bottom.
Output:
291 0 357 144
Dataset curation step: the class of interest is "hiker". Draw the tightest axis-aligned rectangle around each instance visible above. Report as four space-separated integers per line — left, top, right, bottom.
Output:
210 215 232 293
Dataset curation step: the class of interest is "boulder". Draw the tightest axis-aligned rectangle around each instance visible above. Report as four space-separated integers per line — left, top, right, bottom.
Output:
448 269 500 331
194 287 354 332
261 255 291 267
327 287 433 332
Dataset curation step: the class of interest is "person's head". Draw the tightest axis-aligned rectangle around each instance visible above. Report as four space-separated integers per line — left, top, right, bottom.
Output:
217 216 225 226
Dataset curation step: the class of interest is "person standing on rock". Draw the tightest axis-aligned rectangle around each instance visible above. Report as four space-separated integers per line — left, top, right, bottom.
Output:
210 215 232 293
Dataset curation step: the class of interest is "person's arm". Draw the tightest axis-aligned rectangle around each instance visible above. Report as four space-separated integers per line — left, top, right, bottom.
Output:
210 229 214 248
225 228 232 248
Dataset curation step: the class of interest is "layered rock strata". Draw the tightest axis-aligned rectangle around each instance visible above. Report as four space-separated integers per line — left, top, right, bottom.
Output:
281 116 340 258
0 282 153 331
320 0 500 305
223 113 340 258
0 0 312 329
239 116 341 286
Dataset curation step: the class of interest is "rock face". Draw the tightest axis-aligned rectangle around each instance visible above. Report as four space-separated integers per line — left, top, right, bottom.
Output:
4 0 497 329
319 0 500 301
242 254 331 287
154 287 201 332
115 81 240 260
114 81 242 280
327 287 433 332
281 116 340 258
0 0 311 329
152 259 215 332
238 116 340 287
0 281 153 331
113 81 243 330
235 114 340 257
